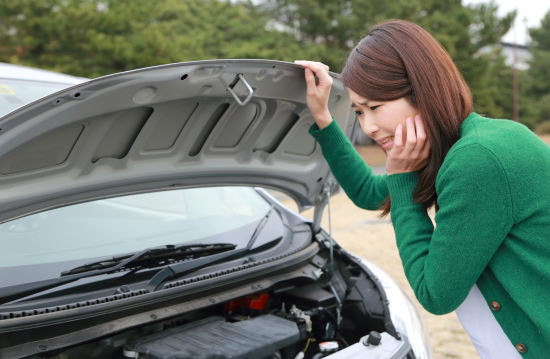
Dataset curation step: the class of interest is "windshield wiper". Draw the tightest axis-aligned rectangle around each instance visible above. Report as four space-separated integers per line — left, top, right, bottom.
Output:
60 243 237 276
0 207 275 305
145 207 274 291
0 243 236 305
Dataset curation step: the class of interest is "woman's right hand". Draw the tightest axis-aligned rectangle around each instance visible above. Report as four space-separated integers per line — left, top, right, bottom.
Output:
294 60 333 129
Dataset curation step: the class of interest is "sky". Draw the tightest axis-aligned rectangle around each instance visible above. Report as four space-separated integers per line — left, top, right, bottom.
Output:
464 0 550 45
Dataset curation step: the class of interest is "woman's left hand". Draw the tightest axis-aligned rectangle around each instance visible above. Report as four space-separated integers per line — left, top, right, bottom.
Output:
386 115 431 175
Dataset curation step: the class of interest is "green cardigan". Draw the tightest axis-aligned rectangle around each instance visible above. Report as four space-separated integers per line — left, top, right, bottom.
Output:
310 112 550 358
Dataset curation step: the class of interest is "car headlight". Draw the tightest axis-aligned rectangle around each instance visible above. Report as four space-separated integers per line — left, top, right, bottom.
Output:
358 258 432 359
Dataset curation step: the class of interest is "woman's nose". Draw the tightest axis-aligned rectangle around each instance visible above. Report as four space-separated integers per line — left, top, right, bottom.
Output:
359 117 378 137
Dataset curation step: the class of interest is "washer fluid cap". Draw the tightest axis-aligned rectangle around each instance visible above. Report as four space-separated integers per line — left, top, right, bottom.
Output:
319 341 339 352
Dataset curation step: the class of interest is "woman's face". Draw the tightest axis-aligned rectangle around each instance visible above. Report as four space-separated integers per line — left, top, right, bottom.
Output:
348 88 418 152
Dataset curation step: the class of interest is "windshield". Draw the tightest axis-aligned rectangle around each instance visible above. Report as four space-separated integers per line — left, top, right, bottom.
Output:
0 78 76 117
0 187 271 275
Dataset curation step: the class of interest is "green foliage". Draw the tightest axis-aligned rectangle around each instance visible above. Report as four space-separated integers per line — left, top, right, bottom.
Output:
0 0 532 127
524 11 550 127
0 0 318 77
530 11 550 50
261 0 515 120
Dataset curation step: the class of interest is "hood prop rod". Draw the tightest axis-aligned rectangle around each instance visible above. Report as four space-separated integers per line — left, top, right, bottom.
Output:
314 180 344 325
313 180 335 277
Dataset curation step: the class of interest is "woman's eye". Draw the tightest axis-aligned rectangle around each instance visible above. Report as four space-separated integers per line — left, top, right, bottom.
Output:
354 110 363 116
369 105 380 111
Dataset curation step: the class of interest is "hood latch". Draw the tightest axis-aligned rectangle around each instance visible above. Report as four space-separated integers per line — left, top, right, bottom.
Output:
226 73 254 106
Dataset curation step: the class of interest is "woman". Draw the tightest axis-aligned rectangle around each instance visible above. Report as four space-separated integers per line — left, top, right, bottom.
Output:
295 20 549 359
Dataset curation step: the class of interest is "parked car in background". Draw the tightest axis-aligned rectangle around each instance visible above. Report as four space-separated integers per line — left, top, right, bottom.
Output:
0 62 86 117
0 60 430 359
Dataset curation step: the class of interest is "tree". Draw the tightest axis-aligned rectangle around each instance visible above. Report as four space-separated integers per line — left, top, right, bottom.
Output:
0 0 319 77
524 11 550 127
259 0 515 119
0 0 521 124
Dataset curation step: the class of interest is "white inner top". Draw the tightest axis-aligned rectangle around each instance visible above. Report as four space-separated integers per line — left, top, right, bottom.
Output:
455 284 522 359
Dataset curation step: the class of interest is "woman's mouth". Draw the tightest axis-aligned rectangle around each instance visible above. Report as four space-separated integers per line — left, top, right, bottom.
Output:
376 136 394 150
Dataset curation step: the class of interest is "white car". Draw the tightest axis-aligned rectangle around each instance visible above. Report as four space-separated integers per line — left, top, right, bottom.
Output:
0 62 86 117
0 60 430 359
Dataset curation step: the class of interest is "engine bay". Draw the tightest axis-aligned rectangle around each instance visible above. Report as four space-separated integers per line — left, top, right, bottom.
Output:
31 247 403 359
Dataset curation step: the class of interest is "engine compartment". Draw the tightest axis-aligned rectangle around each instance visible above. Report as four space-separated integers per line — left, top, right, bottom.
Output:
124 314 302 359
31 247 400 359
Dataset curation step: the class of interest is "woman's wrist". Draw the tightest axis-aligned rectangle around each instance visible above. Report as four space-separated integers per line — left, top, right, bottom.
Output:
386 172 420 207
313 110 333 129
387 168 417 175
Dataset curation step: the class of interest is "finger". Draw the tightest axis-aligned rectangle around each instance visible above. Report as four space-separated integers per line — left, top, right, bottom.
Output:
419 117 431 159
294 60 329 70
414 115 426 142
411 115 427 156
294 60 317 69
393 124 404 150
404 117 417 152
305 67 332 89
296 61 329 76
304 68 317 92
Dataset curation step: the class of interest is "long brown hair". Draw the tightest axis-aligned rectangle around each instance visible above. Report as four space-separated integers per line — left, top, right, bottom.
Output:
341 20 472 215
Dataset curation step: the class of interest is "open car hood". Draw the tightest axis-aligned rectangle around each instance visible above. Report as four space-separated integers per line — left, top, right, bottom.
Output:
0 60 356 223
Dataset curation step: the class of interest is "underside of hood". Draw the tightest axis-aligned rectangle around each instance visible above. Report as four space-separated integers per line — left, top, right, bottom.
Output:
0 60 356 223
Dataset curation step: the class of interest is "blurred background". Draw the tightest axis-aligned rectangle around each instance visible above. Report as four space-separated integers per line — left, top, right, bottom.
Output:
1 1 549 358
0 0 549 134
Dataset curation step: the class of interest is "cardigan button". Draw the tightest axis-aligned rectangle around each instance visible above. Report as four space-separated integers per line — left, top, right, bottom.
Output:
489 301 501 311
515 343 527 354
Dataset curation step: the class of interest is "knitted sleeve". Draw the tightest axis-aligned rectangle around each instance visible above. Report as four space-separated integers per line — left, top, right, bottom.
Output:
387 144 514 314
309 120 388 210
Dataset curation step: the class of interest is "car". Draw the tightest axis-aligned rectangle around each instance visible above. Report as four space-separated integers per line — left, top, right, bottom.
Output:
0 60 431 359
0 62 86 118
